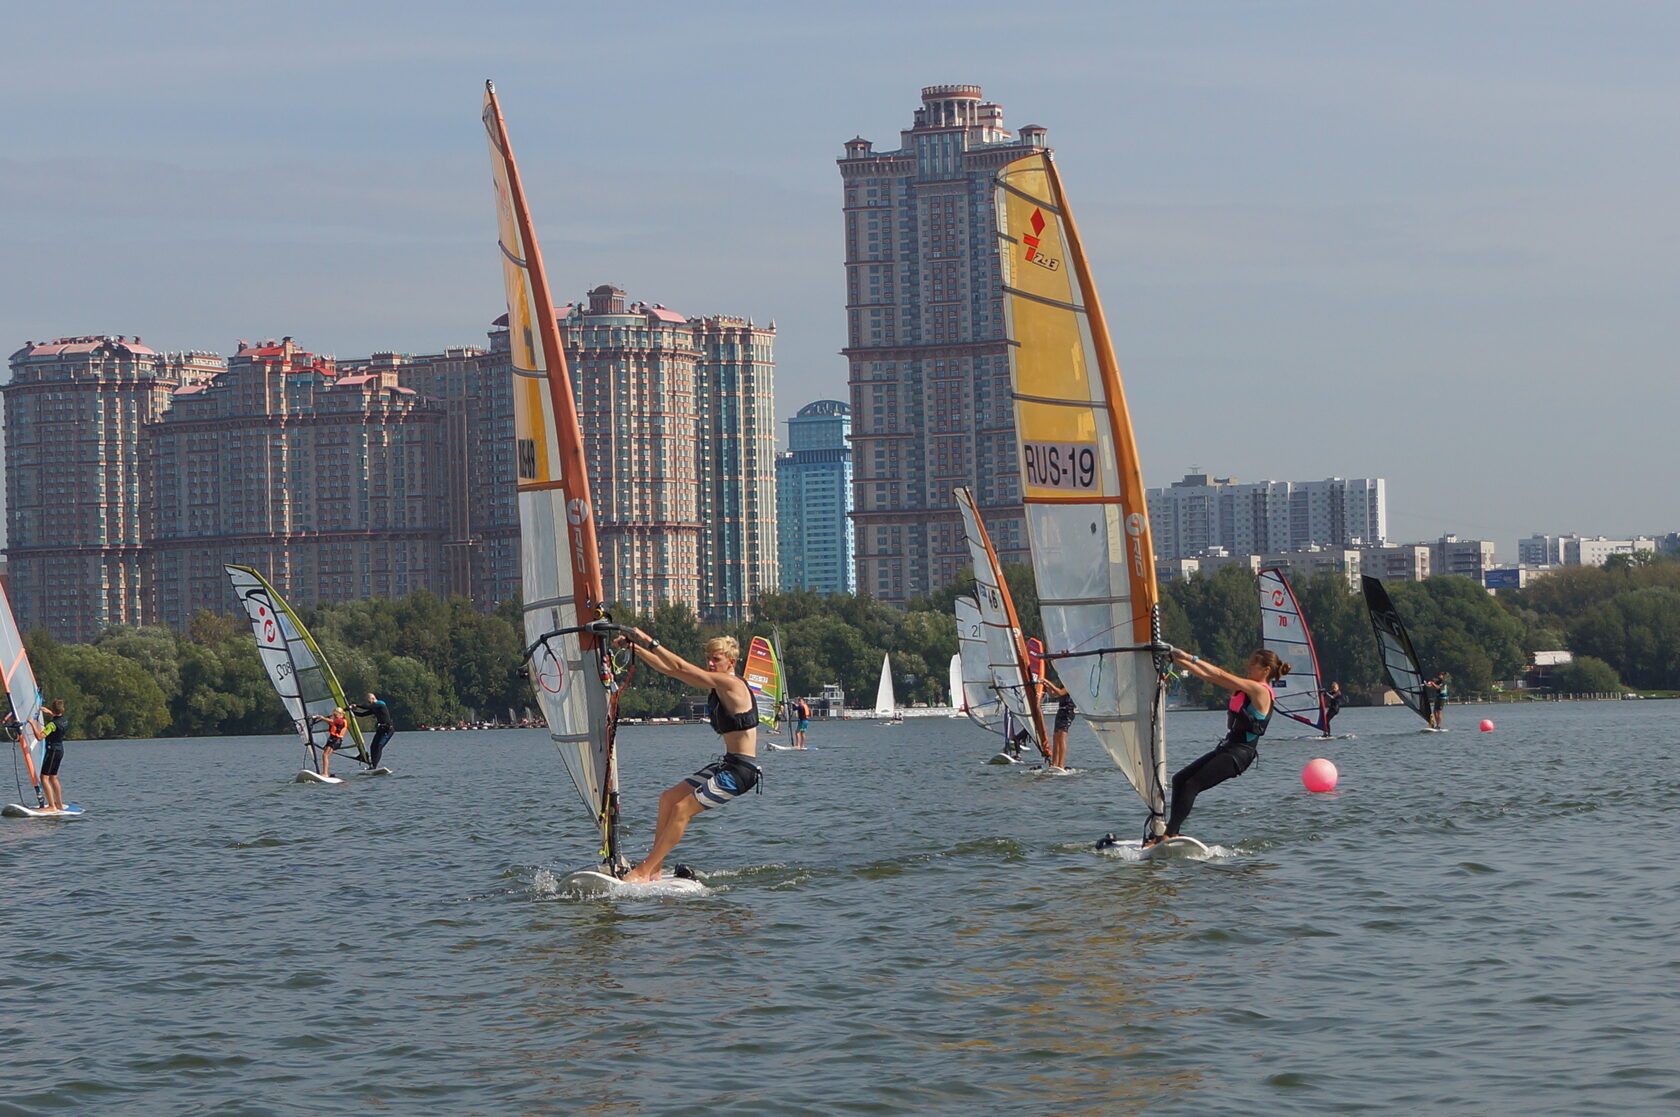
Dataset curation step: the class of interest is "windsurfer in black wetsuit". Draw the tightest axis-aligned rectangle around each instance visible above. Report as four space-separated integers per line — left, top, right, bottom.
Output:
1321 681 1344 740
351 693 395 768
1148 648 1290 845
614 629 761 883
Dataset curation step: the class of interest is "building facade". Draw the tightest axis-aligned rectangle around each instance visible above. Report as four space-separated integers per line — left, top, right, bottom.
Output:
776 400 855 595
1518 533 1658 567
840 84 1047 604
3 336 221 640
1148 473 1387 562
406 287 780 622
145 338 452 626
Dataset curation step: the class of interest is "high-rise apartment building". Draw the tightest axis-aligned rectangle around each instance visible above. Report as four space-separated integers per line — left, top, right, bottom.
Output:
145 338 451 625
3 336 220 640
777 400 854 595
403 287 779 621
840 84 1048 604
1147 473 1387 562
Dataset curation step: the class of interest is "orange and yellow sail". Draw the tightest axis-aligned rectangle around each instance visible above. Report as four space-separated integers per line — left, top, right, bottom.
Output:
995 151 1168 833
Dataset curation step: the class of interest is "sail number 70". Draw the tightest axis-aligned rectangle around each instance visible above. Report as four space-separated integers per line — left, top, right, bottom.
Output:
1023 441 1098 492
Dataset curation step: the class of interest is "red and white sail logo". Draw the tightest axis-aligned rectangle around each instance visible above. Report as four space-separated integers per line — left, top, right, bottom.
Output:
258 607 278 644
1023 209 1061 272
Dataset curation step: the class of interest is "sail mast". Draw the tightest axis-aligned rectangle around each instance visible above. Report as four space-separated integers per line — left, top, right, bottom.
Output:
1 585 46 807
483 82 621 864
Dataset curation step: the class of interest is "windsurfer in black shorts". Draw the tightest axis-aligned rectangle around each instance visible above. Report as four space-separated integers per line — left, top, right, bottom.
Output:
1149 648 1290 845
1043 675 1076 769
351 693 395 768
614 629 761 883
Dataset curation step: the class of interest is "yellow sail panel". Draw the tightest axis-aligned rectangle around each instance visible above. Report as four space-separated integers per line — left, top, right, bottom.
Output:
996 150 1167 833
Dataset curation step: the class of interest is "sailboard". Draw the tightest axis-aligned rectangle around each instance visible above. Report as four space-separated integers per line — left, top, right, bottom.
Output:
995 150 1171 841
1258 568 1330 734
873 653 898 720
743 636 784 733
484 82 700 895
225 564 367 777
953 488 1050 762
1361 576 1430 724
1 582 52 815
955 594 1020 763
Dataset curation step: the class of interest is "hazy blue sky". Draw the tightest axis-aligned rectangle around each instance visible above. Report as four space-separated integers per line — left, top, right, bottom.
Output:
3 1 1675 557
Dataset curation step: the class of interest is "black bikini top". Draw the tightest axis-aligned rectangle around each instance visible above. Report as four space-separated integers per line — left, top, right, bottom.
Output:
707 690 758 735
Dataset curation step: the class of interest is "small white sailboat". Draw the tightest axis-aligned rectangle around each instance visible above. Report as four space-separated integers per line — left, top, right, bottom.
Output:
874 654 900 722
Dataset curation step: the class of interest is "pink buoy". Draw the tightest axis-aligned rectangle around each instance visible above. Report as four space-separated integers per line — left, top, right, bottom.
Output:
1301 757 1338 793
1480 719 1495 732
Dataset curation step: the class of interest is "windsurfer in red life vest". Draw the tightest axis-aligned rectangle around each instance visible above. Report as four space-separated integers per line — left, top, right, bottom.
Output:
614 630 761 883
310 707 349 779
1151 648 1289 845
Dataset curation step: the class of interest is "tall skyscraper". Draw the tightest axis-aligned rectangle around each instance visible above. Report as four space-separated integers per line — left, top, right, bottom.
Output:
1147 473 1388 561
415 287 779 621
145 338 451 626
840 84 1048 604
3 336 220 640
777 400 854 595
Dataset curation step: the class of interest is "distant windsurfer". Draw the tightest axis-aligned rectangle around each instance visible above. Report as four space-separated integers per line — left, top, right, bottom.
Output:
615 630 761 883
352 693 394 768
793 696 811 748
1151 649 1290 845
1426 672 1449 728
39 700 68 811
1043 676 1075 770
310 707 348 779
1321 681 1344 739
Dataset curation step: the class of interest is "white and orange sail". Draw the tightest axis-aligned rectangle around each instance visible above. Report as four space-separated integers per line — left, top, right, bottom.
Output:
483 82 624 867
954 486 1050 760
995 151 1169 835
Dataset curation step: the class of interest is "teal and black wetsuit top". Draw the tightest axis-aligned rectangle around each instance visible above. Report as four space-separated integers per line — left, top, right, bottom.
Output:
1220 687 1273 752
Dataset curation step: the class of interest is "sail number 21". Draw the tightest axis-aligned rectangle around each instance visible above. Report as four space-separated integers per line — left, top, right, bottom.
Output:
1023 441 1098 492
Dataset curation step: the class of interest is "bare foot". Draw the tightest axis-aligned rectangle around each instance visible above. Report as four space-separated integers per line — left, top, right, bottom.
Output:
620 867 662 884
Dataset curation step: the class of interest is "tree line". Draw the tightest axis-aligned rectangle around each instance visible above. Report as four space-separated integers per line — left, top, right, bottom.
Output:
20 553 1675 738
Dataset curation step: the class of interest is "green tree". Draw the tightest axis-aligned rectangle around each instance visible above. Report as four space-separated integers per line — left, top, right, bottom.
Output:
51 644 171 739
1568 587 1680 690
1550 655 1623 695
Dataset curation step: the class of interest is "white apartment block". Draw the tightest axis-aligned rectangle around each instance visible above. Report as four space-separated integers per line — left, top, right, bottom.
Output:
1519 533 1658 567
1148 474 1386 562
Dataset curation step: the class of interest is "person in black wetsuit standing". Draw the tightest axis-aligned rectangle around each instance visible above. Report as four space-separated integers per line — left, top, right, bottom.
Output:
351 693 395 768
1150 648 1290 845
614 629 761 883
1321 681 1344 740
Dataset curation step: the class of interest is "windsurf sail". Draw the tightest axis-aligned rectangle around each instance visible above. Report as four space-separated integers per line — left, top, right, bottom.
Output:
873 654 896 717
1259 568 1329 733
225 564 368 766
954 486 1050 759
1 584 46 807
955 594 1007 736
485 82 628 867
996 150 1169 836
946 654 962 711
744 635 784 732
1362 575 1429 721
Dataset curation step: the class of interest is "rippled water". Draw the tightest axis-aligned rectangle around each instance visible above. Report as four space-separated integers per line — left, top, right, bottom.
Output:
5 700 1679 1115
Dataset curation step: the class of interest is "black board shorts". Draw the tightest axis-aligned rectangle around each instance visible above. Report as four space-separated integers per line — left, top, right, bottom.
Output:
41 744 64 776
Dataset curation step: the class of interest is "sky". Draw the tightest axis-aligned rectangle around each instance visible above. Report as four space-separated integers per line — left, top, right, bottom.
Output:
3 0 1676 560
